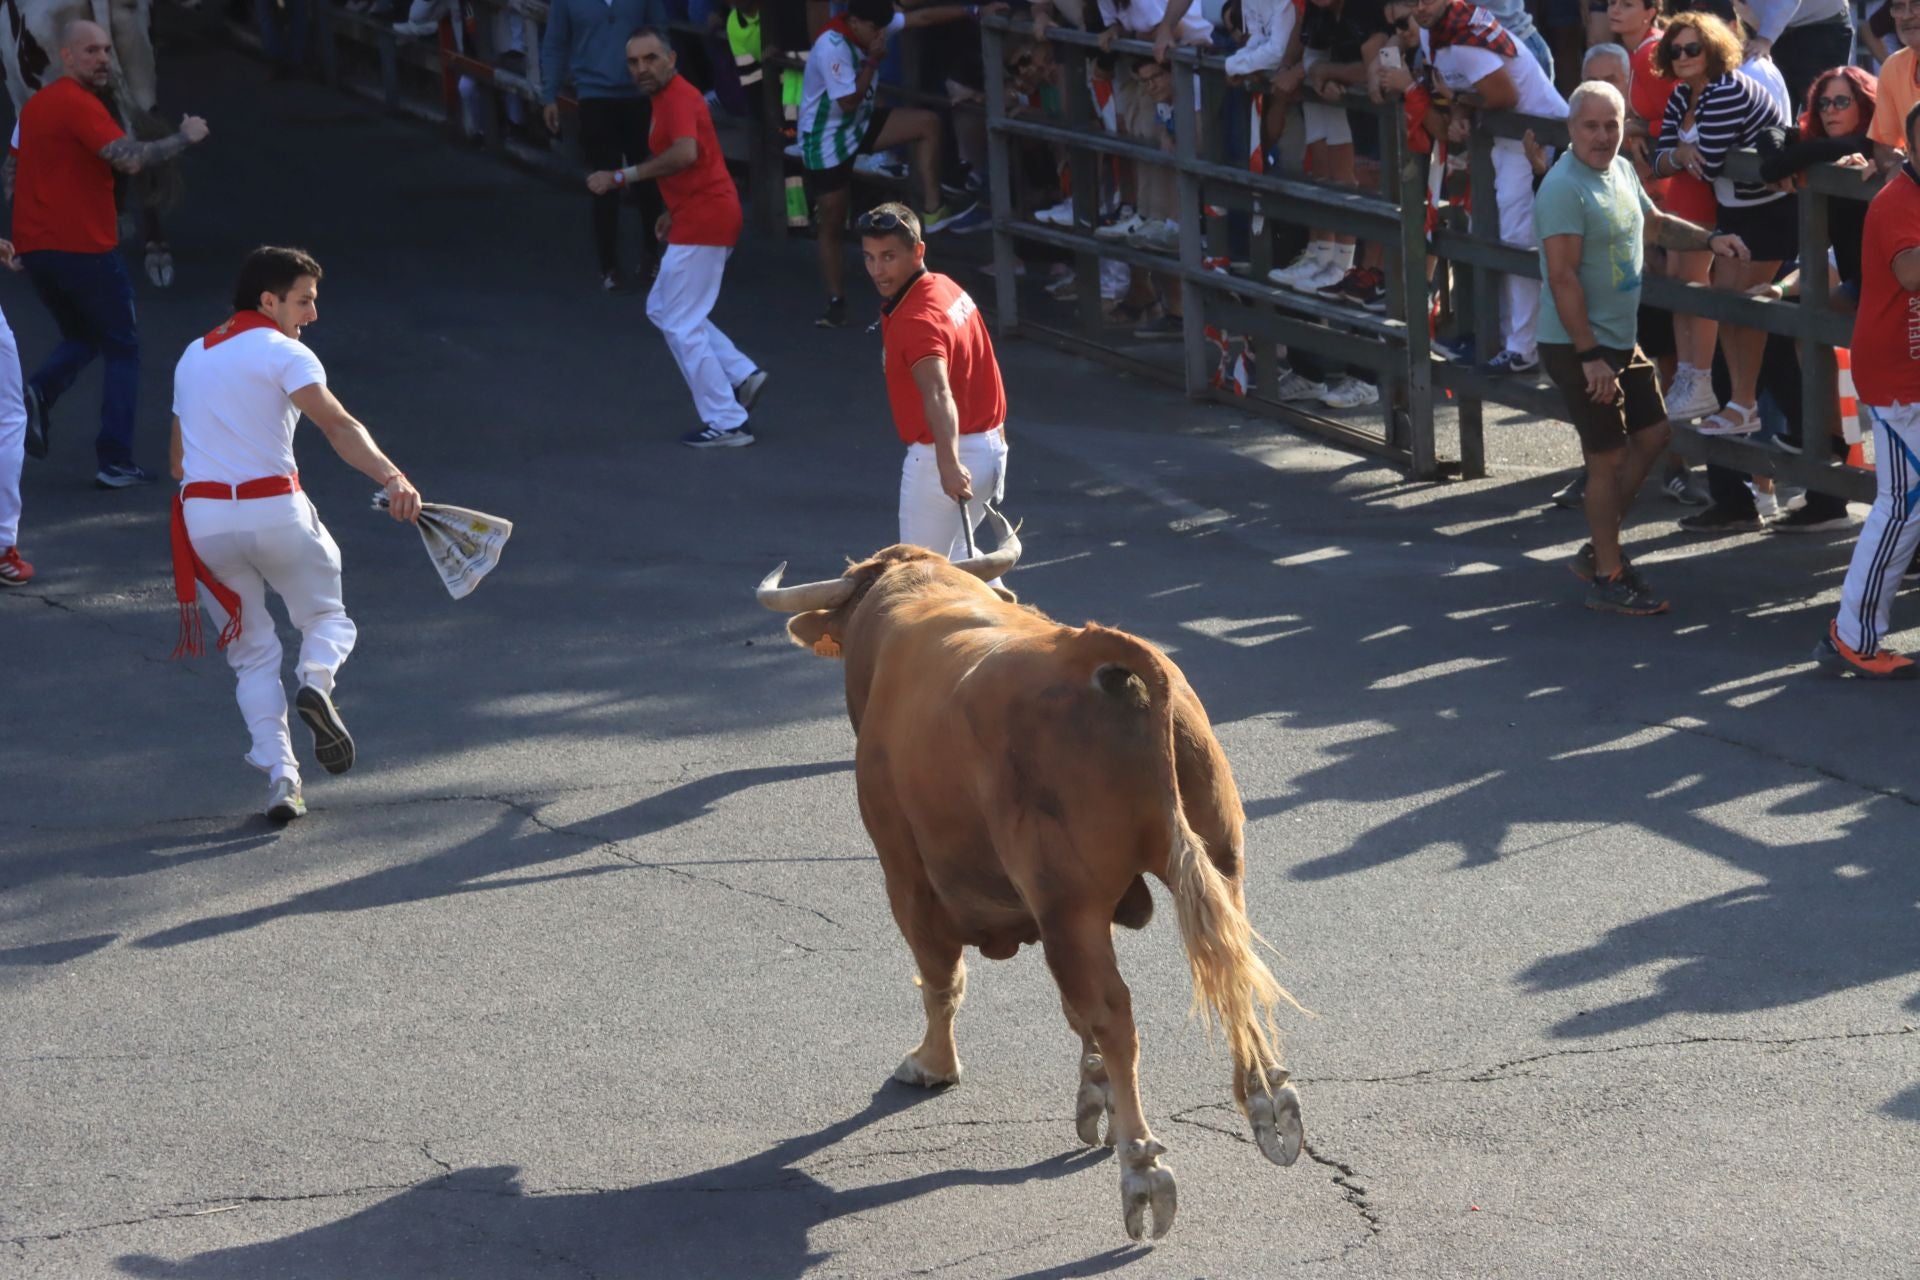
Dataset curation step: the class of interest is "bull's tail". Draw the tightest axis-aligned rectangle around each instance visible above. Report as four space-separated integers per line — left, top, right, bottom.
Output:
1088 633 1303 1090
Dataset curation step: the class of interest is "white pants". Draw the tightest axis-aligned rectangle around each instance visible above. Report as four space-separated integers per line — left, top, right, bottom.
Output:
1492 138 1542 361
1836 402 1920 655
184 491 356 784
646 244 757 432
899 427 1008 560
0 307 26 550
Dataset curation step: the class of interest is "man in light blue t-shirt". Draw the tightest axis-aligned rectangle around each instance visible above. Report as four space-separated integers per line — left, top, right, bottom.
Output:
1535 80 1747 617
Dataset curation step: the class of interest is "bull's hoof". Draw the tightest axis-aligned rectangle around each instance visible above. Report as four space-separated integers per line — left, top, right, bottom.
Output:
1247 1066 1303 1167
893 1053 961 1088
1075 1052 1114 1147
1119 1138 1176 1240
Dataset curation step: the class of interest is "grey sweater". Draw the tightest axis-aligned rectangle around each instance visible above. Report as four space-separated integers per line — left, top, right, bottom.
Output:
539 0 668 104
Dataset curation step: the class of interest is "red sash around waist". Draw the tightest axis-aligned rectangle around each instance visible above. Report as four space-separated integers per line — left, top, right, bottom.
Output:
168 473 301 658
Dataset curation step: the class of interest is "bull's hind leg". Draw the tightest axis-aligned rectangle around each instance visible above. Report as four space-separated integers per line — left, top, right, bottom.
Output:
1059 998 1113 1148
1041 911 1176 1241
893 932 966 1088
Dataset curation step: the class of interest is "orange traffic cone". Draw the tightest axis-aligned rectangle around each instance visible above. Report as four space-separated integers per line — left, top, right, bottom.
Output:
1837 348 1872 470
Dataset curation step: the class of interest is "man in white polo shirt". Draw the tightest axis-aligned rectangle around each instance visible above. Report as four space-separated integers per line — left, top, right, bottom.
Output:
168 246 423 822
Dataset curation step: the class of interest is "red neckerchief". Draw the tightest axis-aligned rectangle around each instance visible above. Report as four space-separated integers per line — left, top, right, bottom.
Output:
1429 2 1517 59
168 312 284 657
203 309 282 348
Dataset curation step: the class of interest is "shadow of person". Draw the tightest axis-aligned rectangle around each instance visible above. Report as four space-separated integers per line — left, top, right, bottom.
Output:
114 1082 1118 1280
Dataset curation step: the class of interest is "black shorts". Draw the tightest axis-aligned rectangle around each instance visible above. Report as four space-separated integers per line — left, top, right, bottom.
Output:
1718 195 1800 263
1541 343 1669 454
805 108 893 198
1636 301 1676 361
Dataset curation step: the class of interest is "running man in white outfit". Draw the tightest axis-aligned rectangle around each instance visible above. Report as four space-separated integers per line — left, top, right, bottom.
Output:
587 28 766 448
0 237 32 587
169 247 423 821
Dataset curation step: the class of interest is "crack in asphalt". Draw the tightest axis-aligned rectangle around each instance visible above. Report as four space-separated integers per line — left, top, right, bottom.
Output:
1167 1104 1383 1257
1643 717 1919 808
908 1230 1056 1274
1460 1025 1920 1083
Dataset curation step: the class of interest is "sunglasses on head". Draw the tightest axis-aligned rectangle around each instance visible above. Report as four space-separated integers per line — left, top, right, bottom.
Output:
856 210 919 239
1669 39 1704 58
1816 94 1855 111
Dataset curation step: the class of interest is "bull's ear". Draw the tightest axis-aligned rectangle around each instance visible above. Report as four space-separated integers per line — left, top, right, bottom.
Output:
991 585 1019 604
786 611 844 659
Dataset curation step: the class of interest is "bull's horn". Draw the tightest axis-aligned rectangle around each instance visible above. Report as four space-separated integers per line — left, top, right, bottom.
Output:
756 563 858 613
951 507 1023 581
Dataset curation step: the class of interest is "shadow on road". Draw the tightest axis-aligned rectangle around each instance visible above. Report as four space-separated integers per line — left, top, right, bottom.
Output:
112 1082 1125 1280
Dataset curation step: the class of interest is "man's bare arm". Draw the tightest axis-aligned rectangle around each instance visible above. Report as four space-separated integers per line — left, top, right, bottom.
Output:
1648 209 1746 259
289 382 422 521
97 114 209 174
1896 246 1920 292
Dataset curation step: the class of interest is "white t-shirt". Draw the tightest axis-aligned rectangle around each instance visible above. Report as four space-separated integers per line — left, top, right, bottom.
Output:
1740 55 1792 118
173 326 328 487
1099 0 1212 42
1420 25 1568 121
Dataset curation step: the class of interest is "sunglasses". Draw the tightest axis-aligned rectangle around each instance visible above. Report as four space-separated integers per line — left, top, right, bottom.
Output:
1815 94 1855 110
1669 40 1704 58
855 210 920 239
1392 15 1412 29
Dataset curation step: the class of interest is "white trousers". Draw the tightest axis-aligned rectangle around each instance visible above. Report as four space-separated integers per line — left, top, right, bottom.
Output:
184 491 356 784
0 306 26 550
899 427 1009 560
1835 402 1920 655
1493 139 1542 361
646 244 756 432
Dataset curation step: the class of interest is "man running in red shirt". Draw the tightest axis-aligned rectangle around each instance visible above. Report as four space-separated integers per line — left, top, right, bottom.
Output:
861 202 1009 558
588 28 765 448
1816 101 1920 678
12 19 208 487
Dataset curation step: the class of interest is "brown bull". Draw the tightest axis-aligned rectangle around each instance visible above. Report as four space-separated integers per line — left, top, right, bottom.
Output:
756 512 1305 1240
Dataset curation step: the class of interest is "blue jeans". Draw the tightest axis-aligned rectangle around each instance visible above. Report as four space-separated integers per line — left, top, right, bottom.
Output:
22 250 140 470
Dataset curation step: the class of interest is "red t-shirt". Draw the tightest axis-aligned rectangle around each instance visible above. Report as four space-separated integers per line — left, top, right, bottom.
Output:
1851 167 1920 407
1628 33 1674 205
650 73 740 248
12 77 124 255
880 272 1007 447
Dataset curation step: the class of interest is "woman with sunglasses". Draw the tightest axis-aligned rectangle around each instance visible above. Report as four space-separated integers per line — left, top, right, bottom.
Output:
1650 11 1793 440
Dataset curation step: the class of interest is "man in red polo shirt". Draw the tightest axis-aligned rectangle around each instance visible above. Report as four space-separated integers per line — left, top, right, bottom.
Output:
1817 101 1920 679
12 19 208 488
588 28 764 449
861 202 1009 560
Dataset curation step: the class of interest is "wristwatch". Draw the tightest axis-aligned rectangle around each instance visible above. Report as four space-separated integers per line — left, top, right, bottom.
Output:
1576 347 1605 363
612 169 627 187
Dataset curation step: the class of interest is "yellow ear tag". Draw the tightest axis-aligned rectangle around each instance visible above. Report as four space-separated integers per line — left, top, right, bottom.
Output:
812 636 843 658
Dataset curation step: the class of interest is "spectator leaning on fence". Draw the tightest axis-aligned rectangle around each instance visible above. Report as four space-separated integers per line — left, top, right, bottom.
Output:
1650 12 1792 439
799 0 986 329
1388 0 1568 376
1816 101 1920 678
1535 79 1748 615
588 28 768 448
1869 0 1920 170
541 0 670 292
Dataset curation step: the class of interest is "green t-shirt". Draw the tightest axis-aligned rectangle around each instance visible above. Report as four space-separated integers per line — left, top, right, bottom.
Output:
1533 151 1655 350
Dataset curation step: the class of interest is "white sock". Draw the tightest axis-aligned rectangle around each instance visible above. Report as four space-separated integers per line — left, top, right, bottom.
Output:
1329 242 1356 271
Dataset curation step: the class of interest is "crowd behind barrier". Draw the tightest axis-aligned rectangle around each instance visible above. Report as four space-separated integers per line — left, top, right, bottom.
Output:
246 0 1896 499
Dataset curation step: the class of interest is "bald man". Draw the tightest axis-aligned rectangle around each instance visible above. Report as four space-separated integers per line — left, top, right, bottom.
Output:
12 19 208 488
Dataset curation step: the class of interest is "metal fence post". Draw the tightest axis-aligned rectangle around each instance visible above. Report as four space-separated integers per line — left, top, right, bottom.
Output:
1393 102 1439 478
1173 52 1208 397
982 21 1020 337
1798 181 1837 453
1464 126 1498 474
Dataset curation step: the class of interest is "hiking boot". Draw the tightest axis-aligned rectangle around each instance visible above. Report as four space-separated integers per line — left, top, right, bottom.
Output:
1586 569 1669 615
295 684 356 775
266 776 307 823
1812 621 1917 679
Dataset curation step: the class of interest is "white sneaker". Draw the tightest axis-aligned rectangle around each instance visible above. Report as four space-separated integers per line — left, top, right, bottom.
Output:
1129 219 1180 251
1753 487 1780 519
1266 244 1328 290
1296 258 1350 294
1099 260 1129 300
1321 376 1380 409
1034 197 1073 226
266 776 306 823
1095 209 1147 241
1664 366 1719 421
1275 369 1328 402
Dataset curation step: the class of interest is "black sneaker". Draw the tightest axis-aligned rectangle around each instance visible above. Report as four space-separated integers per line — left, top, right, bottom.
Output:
1551 471 1587 509
1483 349 1541 376
23 385 49 460
94 463 157 489
1767 505 1853 534
1678 505 1763 534
1567 542 1633 584
681 424 755 448
295 684 355 775
1587 569 1669 615
816 297 847 328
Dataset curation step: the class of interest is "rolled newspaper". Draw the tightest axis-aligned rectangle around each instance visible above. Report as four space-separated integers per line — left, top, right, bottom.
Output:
371 492 513 599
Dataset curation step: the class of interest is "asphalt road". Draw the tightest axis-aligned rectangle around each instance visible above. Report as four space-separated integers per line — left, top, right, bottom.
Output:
4 27 1917 1280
